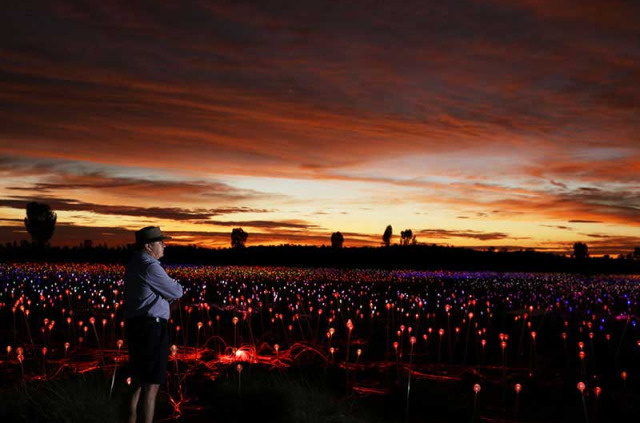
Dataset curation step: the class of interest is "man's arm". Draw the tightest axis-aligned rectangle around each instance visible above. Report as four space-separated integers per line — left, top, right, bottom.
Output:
146 262 184 300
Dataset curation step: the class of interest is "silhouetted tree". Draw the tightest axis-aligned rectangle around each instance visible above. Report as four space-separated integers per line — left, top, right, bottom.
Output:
331 231 344 249
231 228 248 249
24 202 57 247
634 247 640 260
573 242 589 260
382 225 392 247
400 229 414 246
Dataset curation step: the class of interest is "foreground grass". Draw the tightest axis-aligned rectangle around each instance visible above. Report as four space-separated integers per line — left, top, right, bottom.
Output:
0 367 374 423
168 365 375 423
2 363 638 423
0 372 125 423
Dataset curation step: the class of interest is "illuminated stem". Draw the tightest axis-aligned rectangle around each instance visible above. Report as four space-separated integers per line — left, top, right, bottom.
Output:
580 394 589 423
405 343 415 422
22 311 35 353
174 355 184 402
109 347 121 398
91 323 106 367
463 319 472 365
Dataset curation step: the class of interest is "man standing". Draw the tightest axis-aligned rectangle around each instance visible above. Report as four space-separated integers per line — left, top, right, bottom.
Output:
124 226 183 423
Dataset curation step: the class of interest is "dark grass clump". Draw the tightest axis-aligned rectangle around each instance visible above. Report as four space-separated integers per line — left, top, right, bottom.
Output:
180 365 376 423
0 371 126 423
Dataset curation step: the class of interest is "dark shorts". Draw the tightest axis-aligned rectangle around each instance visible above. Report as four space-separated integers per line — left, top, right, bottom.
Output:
125 316 170 386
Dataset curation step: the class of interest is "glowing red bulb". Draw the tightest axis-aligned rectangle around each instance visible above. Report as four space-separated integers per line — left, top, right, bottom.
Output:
577 382 585 393
515 383 522 393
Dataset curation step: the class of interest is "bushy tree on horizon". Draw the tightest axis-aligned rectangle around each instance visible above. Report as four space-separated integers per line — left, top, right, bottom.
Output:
231 227 248 249
382 225 392 247
400 229 414 246
331 231 344 249
24 202 57 248
573 242 589 260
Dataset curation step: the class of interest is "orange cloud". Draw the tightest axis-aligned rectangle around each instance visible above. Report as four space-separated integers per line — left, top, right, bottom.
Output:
1 1 638 255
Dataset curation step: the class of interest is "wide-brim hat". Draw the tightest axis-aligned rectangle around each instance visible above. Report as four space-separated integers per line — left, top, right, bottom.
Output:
135 226 172 245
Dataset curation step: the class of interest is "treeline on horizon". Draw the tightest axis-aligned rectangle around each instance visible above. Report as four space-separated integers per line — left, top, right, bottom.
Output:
10 201 640 274
2 242 639 274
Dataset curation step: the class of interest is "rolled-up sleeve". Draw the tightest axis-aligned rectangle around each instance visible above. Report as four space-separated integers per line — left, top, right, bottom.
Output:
146 262 183 300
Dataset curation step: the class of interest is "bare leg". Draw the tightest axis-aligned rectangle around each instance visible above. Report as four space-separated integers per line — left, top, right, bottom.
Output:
141 384 160 423
128 386 141 423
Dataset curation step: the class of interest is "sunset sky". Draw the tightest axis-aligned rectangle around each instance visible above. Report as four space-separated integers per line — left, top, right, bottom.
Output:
1 0 639 256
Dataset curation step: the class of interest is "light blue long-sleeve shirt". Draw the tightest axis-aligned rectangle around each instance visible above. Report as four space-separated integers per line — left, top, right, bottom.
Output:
124 251 183 320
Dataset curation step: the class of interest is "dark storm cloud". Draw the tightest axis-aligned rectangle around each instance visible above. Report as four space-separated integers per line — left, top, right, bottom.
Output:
0 196 265 221
0 156 272 203
2 0 638 170
541 225 573 231
0 223 133 246
570 233 640 256
201 220 321 230
417 229 513 241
